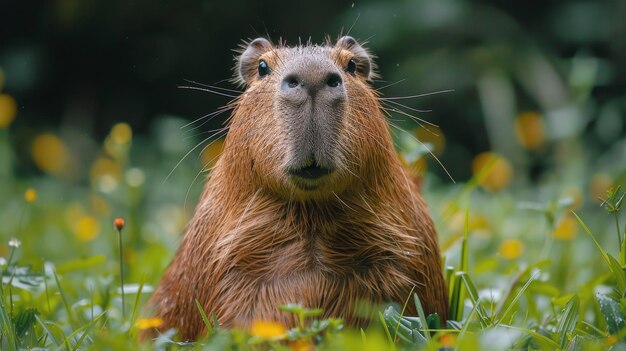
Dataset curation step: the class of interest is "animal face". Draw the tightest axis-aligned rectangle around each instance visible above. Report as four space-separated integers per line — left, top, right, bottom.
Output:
231 36 390 200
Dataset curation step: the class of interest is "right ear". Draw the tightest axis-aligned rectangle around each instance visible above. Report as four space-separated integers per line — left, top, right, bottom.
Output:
236 38 274 85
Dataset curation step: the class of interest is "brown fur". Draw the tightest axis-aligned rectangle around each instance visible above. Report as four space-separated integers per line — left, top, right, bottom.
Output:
147 37 447 341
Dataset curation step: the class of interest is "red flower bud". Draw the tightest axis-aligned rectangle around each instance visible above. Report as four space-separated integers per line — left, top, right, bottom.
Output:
114 217 125 231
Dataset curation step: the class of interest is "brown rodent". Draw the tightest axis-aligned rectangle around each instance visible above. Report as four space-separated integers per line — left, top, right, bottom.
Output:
148 36 448 340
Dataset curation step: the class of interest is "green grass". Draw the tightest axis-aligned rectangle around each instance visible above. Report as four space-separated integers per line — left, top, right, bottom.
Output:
0 121 625 350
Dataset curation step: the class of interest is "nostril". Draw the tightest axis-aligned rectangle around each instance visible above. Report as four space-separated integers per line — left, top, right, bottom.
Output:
326 73 342 88
284 74 300 89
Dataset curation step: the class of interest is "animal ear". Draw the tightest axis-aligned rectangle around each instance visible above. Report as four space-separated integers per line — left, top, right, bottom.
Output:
335 36 376 80
237 37 274 85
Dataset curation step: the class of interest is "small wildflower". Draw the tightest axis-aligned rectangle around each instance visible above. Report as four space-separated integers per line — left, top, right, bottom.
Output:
289 339 314 351
472 152 513 192
604 335 618 346
499 239 523 260
250 320 287 339
114 217 125 231
135 317 163 330
110 123 132 145
553 216 577 241
24 188 37 203
439 333 456 347
8 238 21 248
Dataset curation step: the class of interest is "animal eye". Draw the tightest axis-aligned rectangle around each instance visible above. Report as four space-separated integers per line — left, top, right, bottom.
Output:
258 60 271 77
346 59 357 74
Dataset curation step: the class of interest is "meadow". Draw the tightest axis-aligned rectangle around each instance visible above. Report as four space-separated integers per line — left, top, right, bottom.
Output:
0 107 625 350
1 1 626 349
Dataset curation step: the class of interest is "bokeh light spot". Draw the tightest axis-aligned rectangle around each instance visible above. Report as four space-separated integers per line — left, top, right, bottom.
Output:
75 216 100 242
553 216 577 240
514 112 545 150
472 152 513 192
0 94 17 128
499 239 523 260
201 139 225 169
31 133 69 174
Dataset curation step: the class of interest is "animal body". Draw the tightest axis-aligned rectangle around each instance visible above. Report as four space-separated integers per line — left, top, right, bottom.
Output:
148 36 448 340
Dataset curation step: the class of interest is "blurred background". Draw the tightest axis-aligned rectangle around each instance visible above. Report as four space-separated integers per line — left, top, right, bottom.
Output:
0 0 625 287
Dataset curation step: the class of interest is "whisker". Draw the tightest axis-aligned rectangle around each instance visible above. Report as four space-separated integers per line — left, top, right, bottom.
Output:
183 79 243 94
182 107 233 131
379 89 455 100
382 104 439 129
375 79 406 91
177 85 239 98
160 127 229 188
388 123 455 183
383 98 432 113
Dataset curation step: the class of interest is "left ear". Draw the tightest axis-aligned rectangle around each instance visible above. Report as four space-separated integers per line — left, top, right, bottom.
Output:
335 36 376 80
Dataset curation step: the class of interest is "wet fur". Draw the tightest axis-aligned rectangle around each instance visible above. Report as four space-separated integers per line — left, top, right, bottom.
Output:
148 38 447 341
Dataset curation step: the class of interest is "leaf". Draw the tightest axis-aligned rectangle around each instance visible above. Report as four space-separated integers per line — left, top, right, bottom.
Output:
597 293 626 335
13 308 38 339
557 295 579 349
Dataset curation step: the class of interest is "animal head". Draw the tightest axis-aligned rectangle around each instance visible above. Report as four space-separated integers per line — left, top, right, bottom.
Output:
226 36 394 201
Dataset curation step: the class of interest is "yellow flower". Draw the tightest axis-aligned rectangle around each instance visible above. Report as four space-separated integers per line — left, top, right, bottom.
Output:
289 339 314 351
110 123 132 144
439 333 456 347
553 216 577 241
0 93 17 128
250 320 286 339
24 188 37 203
201 138 225 169
499 239 523 260
32 133 69 174
514 112 545 150
74 216 100 242
135 317 164 330
604 335 618 346
472 152 513 192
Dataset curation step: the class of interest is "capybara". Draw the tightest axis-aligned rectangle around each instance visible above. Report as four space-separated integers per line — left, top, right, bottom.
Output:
148 36 448 340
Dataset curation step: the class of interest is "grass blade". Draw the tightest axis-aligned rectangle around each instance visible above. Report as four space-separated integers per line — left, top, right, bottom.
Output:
392 286 415 342
52 269 75 328
34 314 61 347
413 293 431 342
557 295 579 349
378 311 396 350
497 271 539 324
130 280 145 326
195 299 214 335
456 272 491 328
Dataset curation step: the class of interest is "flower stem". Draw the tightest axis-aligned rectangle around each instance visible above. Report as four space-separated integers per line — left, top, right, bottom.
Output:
117 229 125 319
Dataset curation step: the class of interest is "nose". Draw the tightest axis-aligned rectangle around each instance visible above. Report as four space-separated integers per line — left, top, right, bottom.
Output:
280 70 344 100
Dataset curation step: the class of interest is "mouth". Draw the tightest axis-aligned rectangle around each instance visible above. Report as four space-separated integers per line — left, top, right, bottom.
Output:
288 163 333 190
